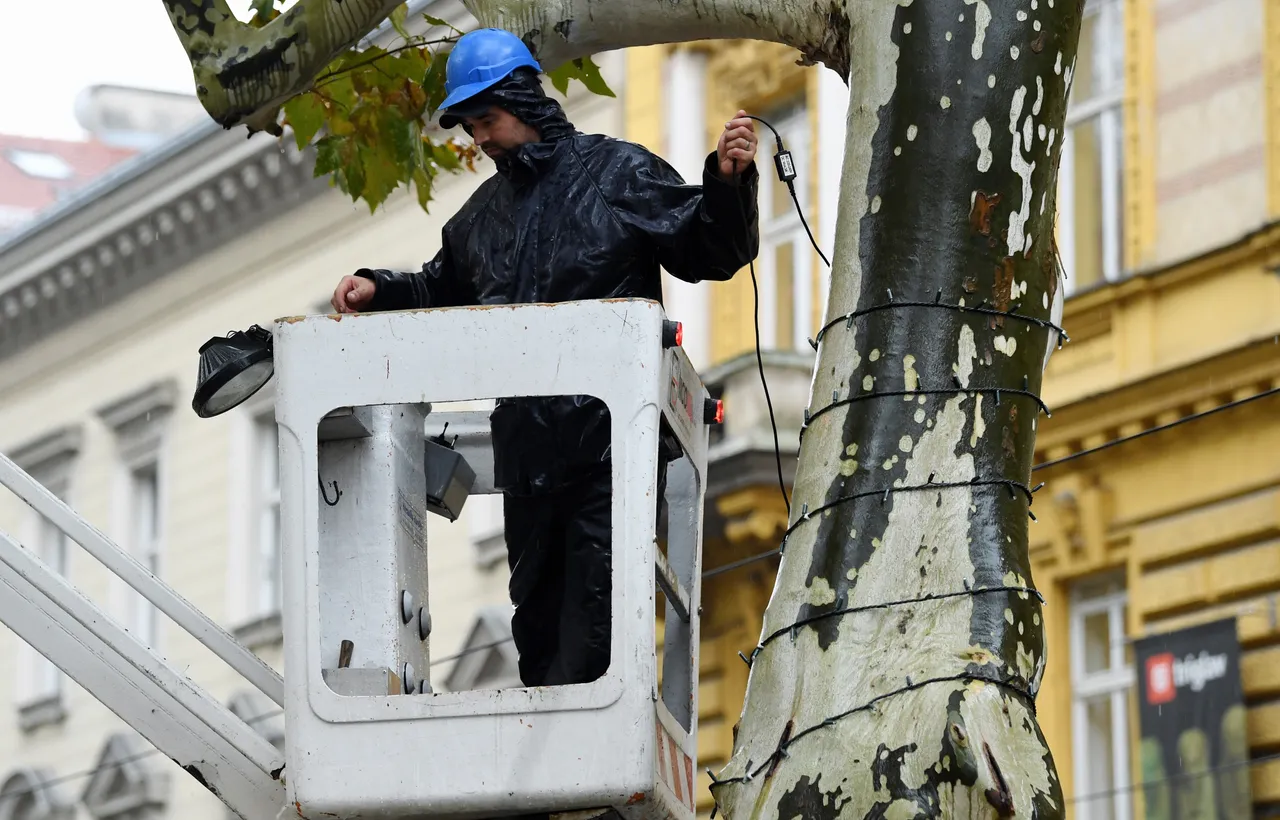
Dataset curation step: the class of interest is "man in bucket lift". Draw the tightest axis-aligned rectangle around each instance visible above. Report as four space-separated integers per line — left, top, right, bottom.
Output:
330 28 759 691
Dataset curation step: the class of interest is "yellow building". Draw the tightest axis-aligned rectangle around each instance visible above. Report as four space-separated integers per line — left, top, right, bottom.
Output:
625 0 1280 816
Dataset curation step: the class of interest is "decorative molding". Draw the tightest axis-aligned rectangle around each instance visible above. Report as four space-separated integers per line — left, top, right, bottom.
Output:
5 426 83 474
473 530 507 570
226 690 284 747
95 380 177 440
232 611 284 653
0 767 75 820
16 694 67 735
0 138 325 365
715 486 789 550
705 40 808 116
443 606 522 692
81 734 170 820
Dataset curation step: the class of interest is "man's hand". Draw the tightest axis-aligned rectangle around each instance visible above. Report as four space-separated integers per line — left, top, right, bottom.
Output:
717 110 758 182
331 274 376 313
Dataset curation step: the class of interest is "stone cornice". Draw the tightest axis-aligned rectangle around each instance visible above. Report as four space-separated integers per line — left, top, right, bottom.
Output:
0 134 325 365
95 379 178 434
0 0 473 368
6 425 83 472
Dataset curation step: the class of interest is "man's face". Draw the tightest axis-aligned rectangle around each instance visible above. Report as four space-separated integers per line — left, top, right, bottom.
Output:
462 106 540 160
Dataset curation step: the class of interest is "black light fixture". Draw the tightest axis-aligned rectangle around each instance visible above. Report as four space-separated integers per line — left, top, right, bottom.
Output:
192 324 275 418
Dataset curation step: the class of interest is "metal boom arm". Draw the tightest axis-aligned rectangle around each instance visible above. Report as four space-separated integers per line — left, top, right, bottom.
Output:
0 453 286 820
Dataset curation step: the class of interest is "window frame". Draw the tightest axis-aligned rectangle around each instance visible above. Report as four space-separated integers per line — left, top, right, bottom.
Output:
755 102 813 352
1057 0 1126 297
7 426 82 730
97 381 175 652
252 410 283 617
227 381 286 648
124 458 163 648
1068 576 1134 820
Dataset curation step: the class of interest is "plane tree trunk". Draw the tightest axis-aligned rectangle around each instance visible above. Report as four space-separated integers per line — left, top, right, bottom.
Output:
710 0 1076 817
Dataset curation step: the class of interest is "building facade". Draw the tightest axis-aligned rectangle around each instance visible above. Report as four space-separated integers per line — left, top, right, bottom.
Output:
1 0 1278 818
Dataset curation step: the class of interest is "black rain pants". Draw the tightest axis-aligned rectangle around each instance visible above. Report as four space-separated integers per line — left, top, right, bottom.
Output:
503 465 614 687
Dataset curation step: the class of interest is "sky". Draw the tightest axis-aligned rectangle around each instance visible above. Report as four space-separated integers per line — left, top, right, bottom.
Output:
0 1 259 141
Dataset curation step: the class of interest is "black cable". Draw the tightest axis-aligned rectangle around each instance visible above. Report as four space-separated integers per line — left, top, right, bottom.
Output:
708 672 1035 790
1035 384 1280 471
700 385 1280 578
743 115 831 268
733 155 790 519
726 113 835 521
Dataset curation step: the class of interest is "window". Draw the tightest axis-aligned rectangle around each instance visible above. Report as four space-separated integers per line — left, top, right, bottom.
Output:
1069 575 1134 820
6 149 74 181
80 734 169 820
128 462 161 647
253 413 282 616
97 381 174 650
756 103 813 351
8 426 81 730
1058 0 1125 295
228 386 285 648
25 512 68 697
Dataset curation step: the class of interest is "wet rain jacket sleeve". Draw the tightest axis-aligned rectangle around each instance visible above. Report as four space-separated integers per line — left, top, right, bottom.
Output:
609 148 760 283
353 235 467 311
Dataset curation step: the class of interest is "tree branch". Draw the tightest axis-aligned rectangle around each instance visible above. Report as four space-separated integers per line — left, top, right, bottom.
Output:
161 0 404 134
465 0 850 79
312 37 454 88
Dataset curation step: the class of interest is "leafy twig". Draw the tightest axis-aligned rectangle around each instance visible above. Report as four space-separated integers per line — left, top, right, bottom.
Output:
312 38 455 87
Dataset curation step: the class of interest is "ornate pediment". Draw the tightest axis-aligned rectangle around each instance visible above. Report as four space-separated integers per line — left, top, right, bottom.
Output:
80 734 169 820
443 605 522 692
227 690 284 748
0 768 74 820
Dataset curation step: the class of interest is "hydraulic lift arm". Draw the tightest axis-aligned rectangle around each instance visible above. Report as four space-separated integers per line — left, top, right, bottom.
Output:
0 453 286 820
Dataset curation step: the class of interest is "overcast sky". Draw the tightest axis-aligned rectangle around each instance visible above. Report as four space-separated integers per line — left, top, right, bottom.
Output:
0 1 259 141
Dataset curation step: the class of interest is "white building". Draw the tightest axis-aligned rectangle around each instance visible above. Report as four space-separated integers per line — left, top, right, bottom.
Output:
0 7 627 817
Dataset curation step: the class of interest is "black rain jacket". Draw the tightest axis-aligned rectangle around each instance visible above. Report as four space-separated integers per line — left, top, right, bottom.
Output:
355 71 760 496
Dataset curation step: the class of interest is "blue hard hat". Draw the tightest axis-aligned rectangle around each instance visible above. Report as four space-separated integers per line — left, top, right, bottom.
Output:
439 28 542 119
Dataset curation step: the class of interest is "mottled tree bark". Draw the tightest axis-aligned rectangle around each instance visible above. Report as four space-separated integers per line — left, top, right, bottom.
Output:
712 0 1075 818
162 0 402 133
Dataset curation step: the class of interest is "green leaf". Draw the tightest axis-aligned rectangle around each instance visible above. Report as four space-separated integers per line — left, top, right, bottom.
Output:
411 167 436 210
359 145 402 212
248 0 279 27
545 61 575 96
429 140 462 172
314 136 343 177
341 142 366 199
381 110 419 170
422 50 450 115
383 47 430 85
571 56 615 98
389 4 411 40
545 56 615 98
283 93 326 150
422 13 462 34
